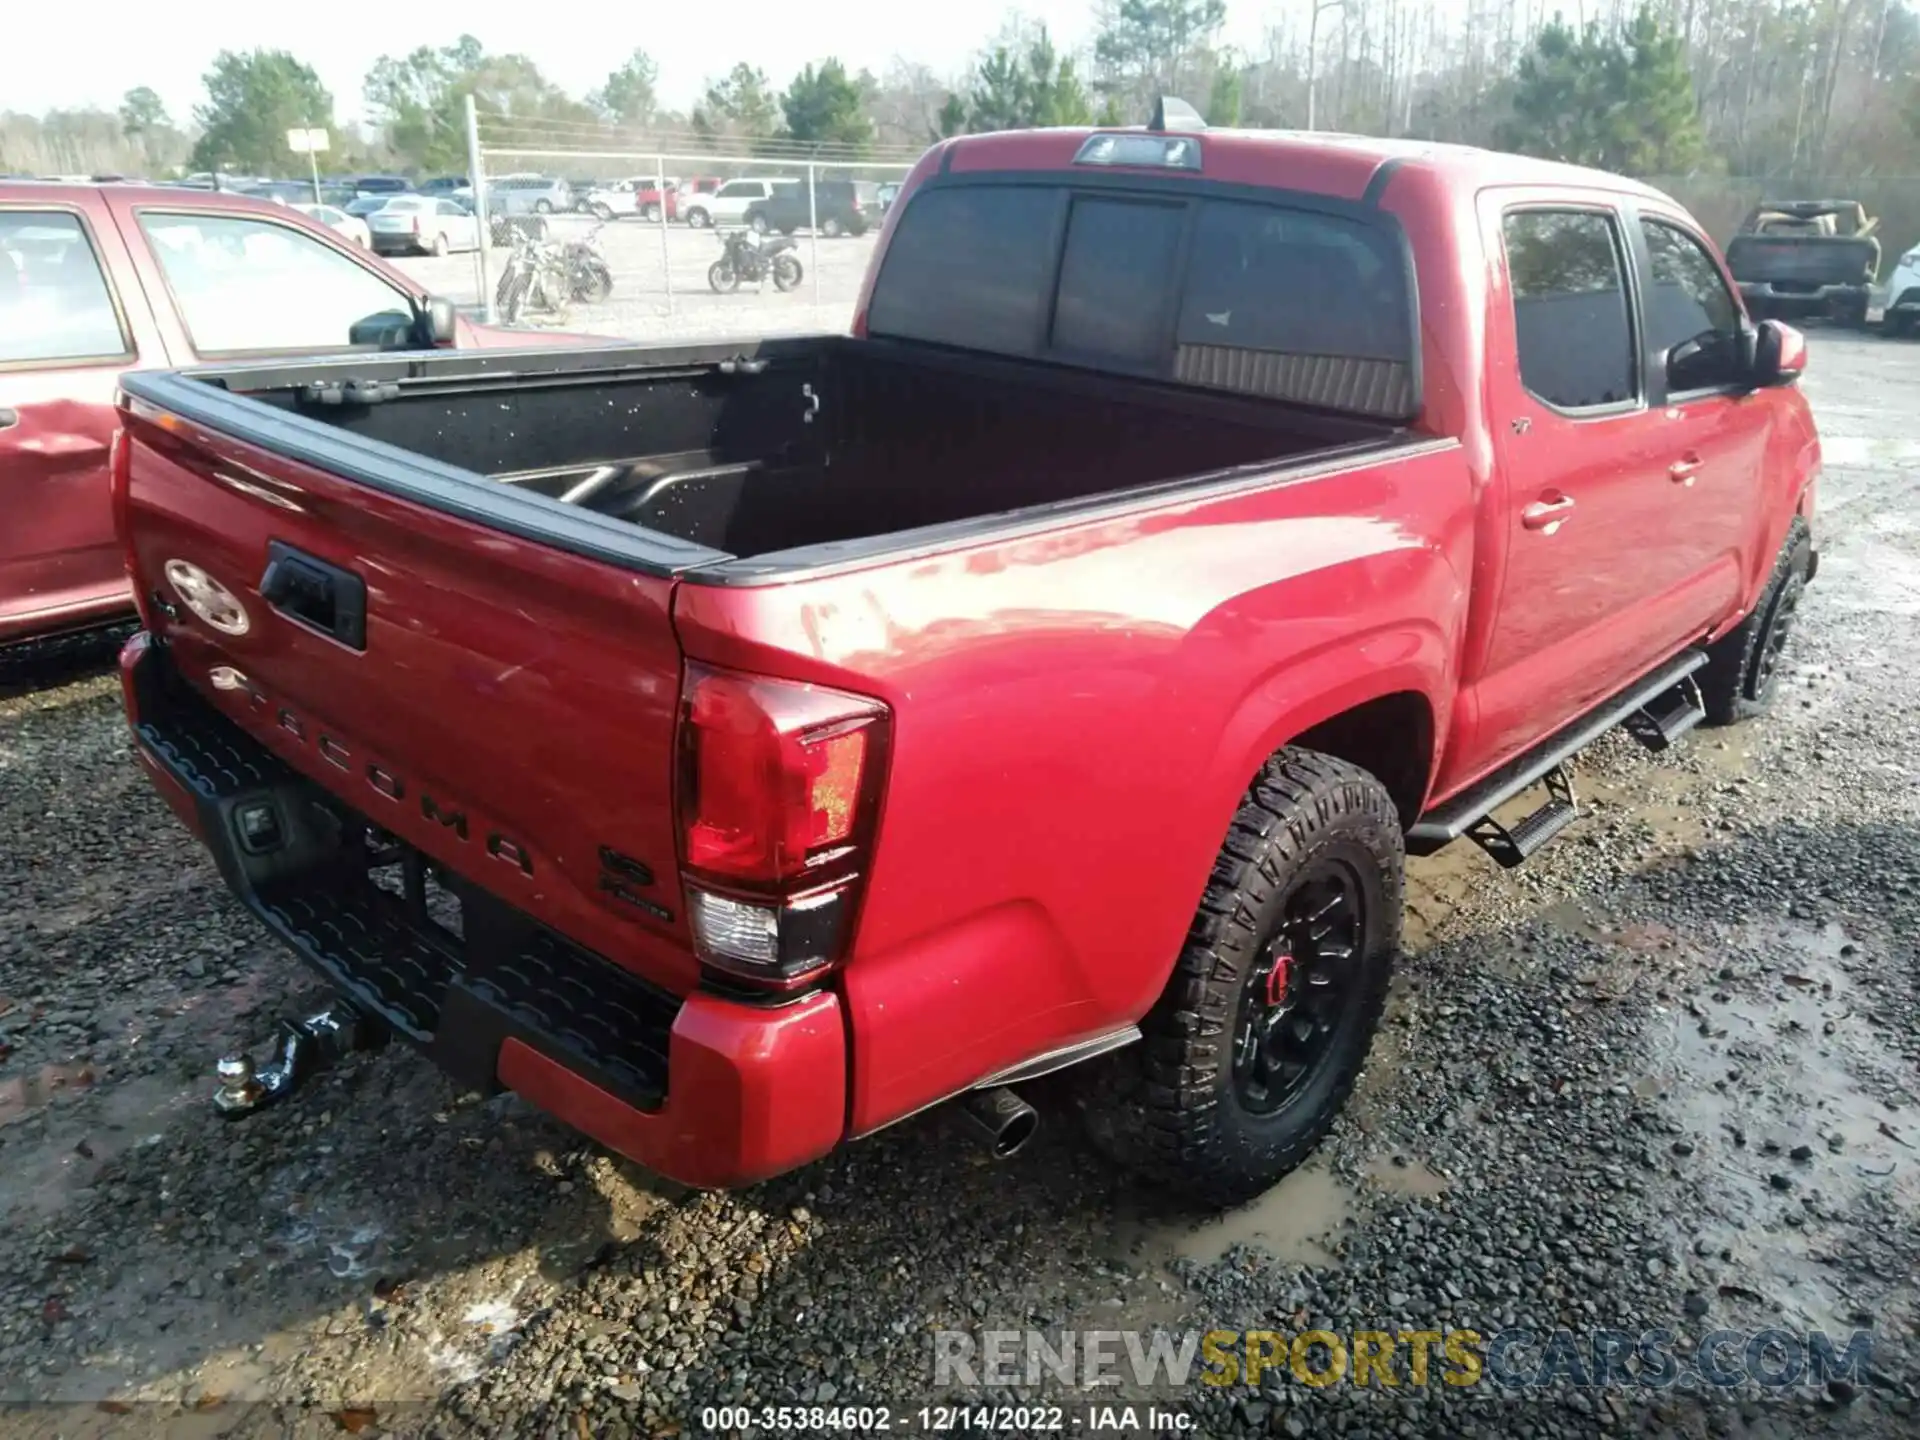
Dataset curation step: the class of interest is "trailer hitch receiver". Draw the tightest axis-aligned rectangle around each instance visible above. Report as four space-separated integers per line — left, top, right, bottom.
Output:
213 998 388 1118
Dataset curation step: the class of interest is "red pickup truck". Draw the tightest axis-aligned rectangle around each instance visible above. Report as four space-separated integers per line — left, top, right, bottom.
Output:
112 119 1820 1204
0 181 562 647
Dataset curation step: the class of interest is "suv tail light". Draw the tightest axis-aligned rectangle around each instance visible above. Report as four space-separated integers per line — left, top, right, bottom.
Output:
411 216 422 236
676 662 890 992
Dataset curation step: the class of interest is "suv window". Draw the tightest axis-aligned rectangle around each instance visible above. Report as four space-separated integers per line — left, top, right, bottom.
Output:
1504 210 1637 410
1640 218 1744 392
0 210 129 366
139 211 415 355
867 184 1418 416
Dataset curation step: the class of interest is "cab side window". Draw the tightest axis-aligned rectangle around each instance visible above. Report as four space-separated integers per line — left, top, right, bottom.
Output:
1504 210 1638 411
1640 219 1745 392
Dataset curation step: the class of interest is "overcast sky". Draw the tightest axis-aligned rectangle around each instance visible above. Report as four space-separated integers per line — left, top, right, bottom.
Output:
8 0 1282 125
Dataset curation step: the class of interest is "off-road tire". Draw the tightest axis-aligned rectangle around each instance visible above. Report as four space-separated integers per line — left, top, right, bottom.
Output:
1882 312 1914 339
1700 515 1812 726
1075 749 1402 1207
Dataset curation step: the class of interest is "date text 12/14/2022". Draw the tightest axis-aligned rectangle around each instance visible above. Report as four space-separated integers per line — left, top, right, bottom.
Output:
694 1405 1194 1433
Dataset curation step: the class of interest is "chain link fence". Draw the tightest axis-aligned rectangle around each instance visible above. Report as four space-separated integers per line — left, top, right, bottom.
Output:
387 108 1920 344
401 107 925 343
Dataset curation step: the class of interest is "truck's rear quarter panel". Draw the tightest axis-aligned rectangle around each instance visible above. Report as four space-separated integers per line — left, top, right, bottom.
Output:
674 441 1474 1132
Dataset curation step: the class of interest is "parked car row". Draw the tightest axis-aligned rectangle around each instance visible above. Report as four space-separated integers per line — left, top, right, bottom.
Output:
555 173 898 237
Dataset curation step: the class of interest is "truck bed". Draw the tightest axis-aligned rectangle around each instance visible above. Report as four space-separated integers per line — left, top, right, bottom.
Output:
132 337 1403 578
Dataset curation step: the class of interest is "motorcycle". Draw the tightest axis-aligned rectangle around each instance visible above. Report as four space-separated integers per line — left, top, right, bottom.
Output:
494 228 573 325
564 221 614 304
708 228 803 294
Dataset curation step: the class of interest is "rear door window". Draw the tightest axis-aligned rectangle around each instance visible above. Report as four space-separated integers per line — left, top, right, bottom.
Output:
0 210 130 366
1503 209 1638 411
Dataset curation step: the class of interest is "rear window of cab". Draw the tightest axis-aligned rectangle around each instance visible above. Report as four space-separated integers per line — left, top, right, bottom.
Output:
866 181 1418 419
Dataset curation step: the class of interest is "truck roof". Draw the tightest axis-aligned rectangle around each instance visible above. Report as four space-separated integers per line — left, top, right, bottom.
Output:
940 127 1680 208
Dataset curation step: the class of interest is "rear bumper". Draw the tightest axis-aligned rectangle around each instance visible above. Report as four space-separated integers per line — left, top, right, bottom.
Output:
1738 280 1869 313
118 632 846 1187
370 237 422 255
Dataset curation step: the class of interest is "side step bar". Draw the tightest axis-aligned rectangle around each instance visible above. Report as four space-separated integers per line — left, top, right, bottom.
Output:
1408 648 1709 862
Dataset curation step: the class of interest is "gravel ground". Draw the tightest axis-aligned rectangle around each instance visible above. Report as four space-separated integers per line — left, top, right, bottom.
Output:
1 333 1917 1438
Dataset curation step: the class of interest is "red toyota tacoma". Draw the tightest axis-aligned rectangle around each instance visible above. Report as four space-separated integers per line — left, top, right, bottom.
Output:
0 181 589 648
111 117 1820 1204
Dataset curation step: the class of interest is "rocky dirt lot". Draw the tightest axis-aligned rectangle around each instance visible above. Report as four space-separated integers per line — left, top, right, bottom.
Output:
1 334 1917 1439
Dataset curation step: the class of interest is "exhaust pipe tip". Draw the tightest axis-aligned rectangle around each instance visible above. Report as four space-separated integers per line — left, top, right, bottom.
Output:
960 1085 1039 1159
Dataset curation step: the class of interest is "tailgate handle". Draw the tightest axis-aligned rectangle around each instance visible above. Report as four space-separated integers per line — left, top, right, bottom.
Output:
259 541 367 650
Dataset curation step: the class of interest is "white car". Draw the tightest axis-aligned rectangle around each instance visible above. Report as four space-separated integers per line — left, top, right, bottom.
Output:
366 196 483 258
681 178 784 230
583 177 680 223
293 203 372 250
1880 242 1920 338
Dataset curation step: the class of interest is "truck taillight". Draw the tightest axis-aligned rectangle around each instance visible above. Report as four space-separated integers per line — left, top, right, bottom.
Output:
108 423 147 622
676 662 889 991
411 216 422 235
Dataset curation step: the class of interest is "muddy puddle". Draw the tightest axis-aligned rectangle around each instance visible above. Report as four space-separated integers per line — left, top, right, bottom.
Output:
1638 919 1917 1333
1121 1147 1453 1275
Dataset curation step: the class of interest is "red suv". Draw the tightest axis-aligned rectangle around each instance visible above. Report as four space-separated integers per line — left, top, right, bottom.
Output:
0 181 588 647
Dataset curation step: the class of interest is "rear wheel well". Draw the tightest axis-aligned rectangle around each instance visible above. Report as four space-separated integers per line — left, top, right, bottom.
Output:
1288 692 1433 829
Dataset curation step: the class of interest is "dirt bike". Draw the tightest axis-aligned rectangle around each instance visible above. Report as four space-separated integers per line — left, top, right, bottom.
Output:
708 229 803 294
495 229 573 325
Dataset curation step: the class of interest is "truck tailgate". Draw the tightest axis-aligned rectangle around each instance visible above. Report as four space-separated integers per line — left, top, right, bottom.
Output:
117 400 700 998
1726 235 1877 286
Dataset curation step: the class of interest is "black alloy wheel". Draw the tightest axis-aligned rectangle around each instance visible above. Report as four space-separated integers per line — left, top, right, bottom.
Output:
1233 861 1365 1114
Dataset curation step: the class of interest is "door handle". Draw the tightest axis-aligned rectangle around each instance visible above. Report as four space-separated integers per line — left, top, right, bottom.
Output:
259 541 367 649
0 406 18 430
1522 494 1576 531
1669 455 1701 484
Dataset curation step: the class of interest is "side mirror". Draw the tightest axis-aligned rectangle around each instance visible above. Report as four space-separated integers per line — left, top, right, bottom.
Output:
1750 319 1807 387
425 294 459 346
350 310 418 349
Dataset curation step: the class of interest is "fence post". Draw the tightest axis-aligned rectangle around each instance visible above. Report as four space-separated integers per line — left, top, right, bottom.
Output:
464 95 495 324
807 162 820 304
655 154 674 315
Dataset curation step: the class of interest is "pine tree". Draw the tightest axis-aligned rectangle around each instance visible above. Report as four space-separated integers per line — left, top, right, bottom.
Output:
1499 7 1708 176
